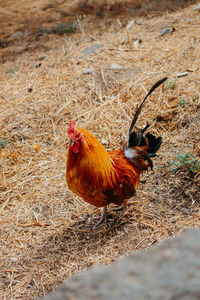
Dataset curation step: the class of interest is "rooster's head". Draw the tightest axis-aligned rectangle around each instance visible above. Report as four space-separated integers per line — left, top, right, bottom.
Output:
68 120 84 154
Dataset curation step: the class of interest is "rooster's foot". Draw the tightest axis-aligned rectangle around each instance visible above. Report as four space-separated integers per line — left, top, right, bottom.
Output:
113 205 126 212
113 205 127 218
93 207 108 228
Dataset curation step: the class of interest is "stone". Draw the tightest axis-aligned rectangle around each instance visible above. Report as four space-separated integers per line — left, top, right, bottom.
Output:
82 68 94 74
12 31 23 39
110 63 124 70
40 229 200 300
81 44 104 57
160 27 170 37
194 3 200 11
101 138 109 145
160 26 175 37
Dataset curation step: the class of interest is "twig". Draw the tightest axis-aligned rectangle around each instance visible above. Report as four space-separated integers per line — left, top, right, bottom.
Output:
100 67 109 91
76 15 85 40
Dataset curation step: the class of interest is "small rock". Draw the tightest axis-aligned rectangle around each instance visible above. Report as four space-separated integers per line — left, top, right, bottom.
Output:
160 27 170 36
110 64 124 70
101 138 108 145
160 26 175 37
82 68 94 75
10 257 18 262
30 63 42 69
176 72 189 78
12 31 23 39
81 44 103 57
40 229 200 300
133 39 142 48
194 3 200 11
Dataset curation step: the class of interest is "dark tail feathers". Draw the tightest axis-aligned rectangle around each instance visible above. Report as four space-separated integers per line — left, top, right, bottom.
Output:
145 133 162 157
128 77 167 136
124 78 166 171
127 131 162 157
127 77 166 154
124 132 162 171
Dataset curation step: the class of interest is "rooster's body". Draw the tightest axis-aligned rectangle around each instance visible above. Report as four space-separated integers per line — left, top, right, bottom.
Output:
66 78 167 226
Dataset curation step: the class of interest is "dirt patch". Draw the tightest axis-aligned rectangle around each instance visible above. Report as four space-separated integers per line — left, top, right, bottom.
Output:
0 0 197 62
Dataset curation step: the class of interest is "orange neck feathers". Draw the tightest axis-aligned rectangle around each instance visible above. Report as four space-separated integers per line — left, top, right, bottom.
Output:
67 127 116 189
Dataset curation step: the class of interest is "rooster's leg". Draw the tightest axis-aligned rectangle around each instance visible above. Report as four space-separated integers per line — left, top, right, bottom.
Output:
113 205 126 212
113 203 127 214
93 206 108 228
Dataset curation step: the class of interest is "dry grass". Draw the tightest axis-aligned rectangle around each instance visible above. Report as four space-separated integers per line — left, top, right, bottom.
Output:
0 0 200 299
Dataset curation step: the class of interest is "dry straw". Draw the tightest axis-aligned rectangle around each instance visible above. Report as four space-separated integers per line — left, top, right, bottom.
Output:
0 0 200 299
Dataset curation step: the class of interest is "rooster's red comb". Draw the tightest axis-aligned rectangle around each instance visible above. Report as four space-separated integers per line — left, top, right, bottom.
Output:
68 120 75 140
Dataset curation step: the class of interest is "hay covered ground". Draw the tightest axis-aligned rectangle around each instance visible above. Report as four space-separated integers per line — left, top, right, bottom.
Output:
0 0 200 299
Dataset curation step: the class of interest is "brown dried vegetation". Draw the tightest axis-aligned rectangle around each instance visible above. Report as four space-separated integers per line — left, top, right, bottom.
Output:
0 0 200 299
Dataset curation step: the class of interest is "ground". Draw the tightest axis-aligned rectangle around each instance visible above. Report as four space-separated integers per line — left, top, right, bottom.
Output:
0 0 200 299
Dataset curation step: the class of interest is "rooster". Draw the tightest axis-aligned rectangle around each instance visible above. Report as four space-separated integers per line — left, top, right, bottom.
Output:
66 77 167 227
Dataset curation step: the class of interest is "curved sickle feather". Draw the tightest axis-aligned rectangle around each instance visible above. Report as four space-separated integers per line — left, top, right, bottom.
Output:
128 77 167 135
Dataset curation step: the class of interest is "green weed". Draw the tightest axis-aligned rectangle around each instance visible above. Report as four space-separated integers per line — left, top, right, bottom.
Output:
165 78 177 90
0 138 9 148
50 22 77 35
170 152 200 174
179 98 186 106
38 23 77 36
6 68 17 74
